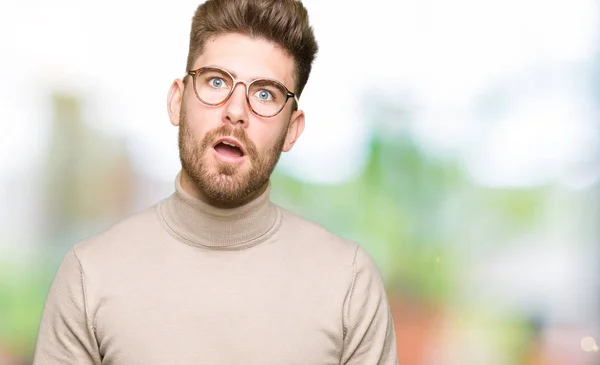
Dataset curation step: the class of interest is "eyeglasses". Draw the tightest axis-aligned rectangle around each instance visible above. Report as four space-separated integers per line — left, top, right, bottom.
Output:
186 66 298 118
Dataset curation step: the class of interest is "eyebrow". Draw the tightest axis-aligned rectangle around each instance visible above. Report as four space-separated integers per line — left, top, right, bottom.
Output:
203 64 295 93
208 65 272 83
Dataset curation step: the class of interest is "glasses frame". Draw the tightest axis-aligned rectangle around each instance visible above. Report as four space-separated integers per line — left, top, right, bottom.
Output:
187 66 299 118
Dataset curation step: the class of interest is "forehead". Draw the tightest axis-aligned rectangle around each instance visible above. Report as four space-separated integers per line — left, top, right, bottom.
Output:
193 33 296 91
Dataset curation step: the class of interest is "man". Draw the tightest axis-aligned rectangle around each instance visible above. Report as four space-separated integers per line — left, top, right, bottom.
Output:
33 0 399 364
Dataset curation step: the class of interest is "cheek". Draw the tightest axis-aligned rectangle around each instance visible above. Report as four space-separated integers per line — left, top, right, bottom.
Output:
183 105 222 138
249 122 288 153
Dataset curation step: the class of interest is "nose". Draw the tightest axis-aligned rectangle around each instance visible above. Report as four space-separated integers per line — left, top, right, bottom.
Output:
222 81 249 127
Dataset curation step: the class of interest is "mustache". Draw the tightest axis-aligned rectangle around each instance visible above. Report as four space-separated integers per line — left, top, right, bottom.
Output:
201 125 258 159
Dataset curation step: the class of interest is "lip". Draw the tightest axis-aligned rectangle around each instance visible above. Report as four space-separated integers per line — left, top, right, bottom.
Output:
213 137 247 156
212 136 247 164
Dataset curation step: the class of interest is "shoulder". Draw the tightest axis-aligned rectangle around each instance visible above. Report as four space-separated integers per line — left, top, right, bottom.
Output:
276 206 388 301
70 203 165 264
277 206 363 266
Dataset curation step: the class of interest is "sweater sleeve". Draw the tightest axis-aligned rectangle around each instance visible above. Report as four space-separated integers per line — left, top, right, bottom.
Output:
32 248 101 365
340 246 399 365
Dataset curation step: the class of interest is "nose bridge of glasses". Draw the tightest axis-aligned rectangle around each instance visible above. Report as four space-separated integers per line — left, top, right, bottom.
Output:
231 78 252 95
225 79 252 111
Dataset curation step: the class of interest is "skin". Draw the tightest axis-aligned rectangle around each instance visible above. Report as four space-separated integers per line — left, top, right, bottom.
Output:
167 33 305 208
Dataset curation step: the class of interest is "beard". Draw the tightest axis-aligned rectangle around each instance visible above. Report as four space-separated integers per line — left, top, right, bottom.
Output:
178 108 286 207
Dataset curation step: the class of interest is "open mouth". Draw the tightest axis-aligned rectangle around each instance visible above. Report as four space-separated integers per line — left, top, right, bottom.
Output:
213 138 245 161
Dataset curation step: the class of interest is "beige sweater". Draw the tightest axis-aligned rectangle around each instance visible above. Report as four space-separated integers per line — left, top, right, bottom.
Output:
33 174 398 365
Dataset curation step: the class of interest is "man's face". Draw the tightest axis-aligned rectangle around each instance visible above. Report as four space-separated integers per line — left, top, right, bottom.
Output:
167 33 304 207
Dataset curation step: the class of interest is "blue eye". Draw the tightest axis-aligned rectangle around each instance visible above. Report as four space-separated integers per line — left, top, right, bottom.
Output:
257 90 272 100
210 78 225 88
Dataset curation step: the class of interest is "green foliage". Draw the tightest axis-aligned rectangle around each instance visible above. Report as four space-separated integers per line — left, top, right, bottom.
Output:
0 259 54 359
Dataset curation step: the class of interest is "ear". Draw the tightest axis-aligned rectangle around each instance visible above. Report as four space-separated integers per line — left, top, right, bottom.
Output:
282 109 305 152
167 79 185 126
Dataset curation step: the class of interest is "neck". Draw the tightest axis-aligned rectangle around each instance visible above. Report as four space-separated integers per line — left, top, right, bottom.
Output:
158 171 281 250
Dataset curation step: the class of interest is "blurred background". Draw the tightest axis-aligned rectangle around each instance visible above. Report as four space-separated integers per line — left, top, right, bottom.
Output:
1 0 599 364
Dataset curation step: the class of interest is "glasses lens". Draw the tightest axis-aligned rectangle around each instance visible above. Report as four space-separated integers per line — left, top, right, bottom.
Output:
194 68 234 105
248 80 288 117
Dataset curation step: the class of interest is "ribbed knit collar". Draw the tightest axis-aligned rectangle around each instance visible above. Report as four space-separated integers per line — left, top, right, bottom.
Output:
158 172 281 250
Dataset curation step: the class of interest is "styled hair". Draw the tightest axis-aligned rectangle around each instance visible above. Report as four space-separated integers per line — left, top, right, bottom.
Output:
186 0 318 98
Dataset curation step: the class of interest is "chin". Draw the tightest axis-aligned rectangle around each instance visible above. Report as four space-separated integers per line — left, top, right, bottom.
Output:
214 161 246 177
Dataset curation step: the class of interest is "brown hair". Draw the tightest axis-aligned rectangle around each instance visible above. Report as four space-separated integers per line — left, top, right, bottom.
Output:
186 0 318 98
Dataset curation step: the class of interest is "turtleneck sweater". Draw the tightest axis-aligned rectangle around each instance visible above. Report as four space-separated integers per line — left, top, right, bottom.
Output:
33 173 398 365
